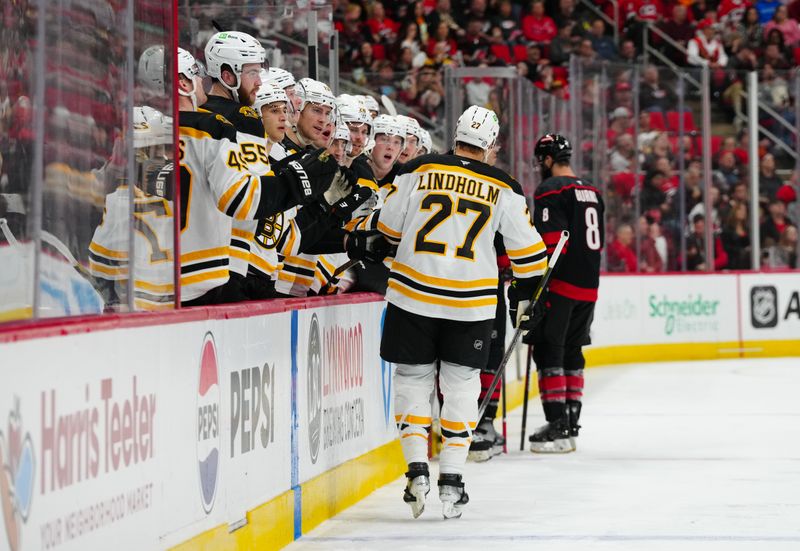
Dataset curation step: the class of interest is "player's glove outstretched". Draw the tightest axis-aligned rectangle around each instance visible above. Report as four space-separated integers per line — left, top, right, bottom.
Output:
344 230 391 263
282 148 339 204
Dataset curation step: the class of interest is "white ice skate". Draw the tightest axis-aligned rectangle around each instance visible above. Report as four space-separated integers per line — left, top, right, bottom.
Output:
403 463 430 518
438 474 469 519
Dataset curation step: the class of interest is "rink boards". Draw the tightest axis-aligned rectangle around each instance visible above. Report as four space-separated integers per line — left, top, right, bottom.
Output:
0 273 798 551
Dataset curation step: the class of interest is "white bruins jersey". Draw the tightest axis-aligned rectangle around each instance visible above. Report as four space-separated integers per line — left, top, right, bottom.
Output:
377 154 547 322
202 97 274 280
178 110 265 301
246 140 303 281
89 184 174 311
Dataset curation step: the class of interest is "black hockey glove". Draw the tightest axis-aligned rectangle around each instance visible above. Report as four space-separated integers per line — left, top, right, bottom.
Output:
328 185 375 222
282 148 339 204
508 276 546 335
344 231 391 263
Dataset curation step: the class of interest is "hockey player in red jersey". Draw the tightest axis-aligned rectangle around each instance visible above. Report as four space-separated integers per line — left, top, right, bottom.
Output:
514 133 604 453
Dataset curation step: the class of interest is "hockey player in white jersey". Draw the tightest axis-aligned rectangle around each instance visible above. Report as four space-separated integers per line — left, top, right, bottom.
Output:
264 67 302 127
377 106 547 519
396 114 423 164
89 105 174 311
417 129 433 156
368 115 405 190
277 77 337 158
254 81 288 148
177 47 338 305
336 94 373 165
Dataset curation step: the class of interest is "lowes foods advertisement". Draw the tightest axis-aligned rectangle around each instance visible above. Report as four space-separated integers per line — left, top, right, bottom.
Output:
593 275 738 346
295 302 396 483
740 273 800 342
0 312 295 551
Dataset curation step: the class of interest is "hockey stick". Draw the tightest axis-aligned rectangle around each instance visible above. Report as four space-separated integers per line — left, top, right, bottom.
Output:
501 367 508 454
321 257 361 291
519 345 533 451
476 230 570 425
380 94 398 116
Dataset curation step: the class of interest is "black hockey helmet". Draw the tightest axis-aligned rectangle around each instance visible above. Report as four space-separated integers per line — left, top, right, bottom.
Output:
534 133 572 165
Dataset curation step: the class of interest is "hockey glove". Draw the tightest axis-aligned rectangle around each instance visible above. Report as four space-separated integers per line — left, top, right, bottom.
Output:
328 186 375 222
282 148 339 204
323 166 358 205
508 276 546 336
344 231 391 263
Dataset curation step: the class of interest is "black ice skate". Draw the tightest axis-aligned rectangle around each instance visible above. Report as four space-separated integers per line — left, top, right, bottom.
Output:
468 421 505 462
528 417 573 453
438 473 469 519
403 462 430 518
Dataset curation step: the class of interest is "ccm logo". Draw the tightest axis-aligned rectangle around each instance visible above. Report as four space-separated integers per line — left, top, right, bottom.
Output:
289 160 312 197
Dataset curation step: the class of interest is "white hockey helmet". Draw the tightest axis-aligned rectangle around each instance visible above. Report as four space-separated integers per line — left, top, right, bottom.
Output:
336 94 372 128
361 95 380 116
396 114 423 143
372 114 406 147
253 81 289 112
419 128 433 155
138 45 165 91
134 106 173 148
267 67 296 90
204 31 266 98
454 105 500 151
296 78 337 113
333 120 351 143
177 47 204 109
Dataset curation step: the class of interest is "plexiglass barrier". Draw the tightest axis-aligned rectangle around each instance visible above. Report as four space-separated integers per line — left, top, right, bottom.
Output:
441 58 800 275
0 0 176 322
3 7 799 325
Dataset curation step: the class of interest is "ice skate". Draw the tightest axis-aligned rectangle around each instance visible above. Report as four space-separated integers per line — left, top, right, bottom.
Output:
468 420 504 462
529 417 573 453
567 401 581 451
438 474 469 519
468 420 494 462
402 462 430 518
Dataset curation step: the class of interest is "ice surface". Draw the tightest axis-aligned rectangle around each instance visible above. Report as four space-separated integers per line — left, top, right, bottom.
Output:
289 358 800 551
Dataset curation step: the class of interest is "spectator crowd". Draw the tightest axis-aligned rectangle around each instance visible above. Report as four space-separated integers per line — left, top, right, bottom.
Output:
334 0 800 271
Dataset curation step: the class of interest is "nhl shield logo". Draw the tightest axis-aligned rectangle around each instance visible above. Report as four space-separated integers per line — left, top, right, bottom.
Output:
751 286 778 329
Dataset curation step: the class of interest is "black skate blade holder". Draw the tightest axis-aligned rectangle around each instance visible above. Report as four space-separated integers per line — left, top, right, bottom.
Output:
475 230 570 450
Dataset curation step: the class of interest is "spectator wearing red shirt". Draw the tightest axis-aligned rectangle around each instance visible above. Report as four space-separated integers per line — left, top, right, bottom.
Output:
366 2 400 44
718 0 752 28
634 0 665 22
687 19 728 68
522 0 557 43
608 224 638 272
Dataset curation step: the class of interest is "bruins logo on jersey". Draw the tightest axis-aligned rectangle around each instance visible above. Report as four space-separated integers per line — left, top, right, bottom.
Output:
214 113 232 125
239 106 260 119
254 212 285 249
